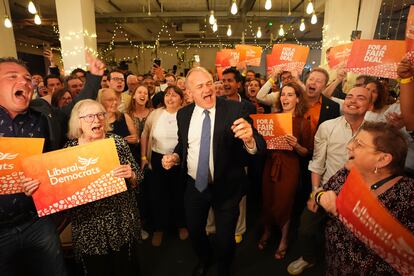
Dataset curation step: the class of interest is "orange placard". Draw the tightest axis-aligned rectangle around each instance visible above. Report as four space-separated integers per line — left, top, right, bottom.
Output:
0 137 44 195
235 45 263 67
22 138 127 217
327 43 353 69
345 39 405 79
215 49 240 80
405 6 414 63
250 113 293 150
267 44 310 74
336 169 414 275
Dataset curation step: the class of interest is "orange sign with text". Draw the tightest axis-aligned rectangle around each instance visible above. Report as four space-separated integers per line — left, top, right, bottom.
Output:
215 49 240 80
406 6 414 63
336 169 414 275
0 137 44 195
250 113 293 150
22 138 127 217
328 43 353 69
267 44 310 74
345 39 405 79
235 45 263 67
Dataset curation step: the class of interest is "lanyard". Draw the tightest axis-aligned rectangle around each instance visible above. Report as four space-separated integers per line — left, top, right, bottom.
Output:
370 174 399 190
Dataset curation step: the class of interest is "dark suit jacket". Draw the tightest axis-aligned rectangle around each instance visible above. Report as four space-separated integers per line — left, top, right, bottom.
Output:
317 94 341 127
174 97 266 202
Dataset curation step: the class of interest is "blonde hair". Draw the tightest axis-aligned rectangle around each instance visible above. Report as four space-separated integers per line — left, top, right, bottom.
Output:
97 87 122 120
67 99 111 139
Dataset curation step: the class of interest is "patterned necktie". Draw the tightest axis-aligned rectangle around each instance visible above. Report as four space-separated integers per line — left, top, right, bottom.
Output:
195 110 211 192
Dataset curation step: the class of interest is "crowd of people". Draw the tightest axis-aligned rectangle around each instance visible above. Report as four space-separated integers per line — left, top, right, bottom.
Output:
0 48 413 276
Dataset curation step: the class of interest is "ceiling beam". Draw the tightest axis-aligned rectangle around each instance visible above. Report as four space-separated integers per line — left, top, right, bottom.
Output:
95 10 305 19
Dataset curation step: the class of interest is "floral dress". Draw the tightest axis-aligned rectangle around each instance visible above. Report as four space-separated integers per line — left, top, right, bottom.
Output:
64 133 143 259
323 168 414 275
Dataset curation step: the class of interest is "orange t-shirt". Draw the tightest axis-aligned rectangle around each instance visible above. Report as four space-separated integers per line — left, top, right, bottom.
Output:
304 97 322 136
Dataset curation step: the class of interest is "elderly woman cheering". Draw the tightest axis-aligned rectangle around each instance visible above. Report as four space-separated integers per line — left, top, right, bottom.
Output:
23 99 143 276
315 122 413 275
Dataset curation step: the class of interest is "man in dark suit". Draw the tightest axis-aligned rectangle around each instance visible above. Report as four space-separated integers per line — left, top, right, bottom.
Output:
303 67 340 136
162 67 265 276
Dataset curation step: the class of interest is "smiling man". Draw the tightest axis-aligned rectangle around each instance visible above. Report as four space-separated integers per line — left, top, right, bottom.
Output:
0 55 105 276
161 67 265 276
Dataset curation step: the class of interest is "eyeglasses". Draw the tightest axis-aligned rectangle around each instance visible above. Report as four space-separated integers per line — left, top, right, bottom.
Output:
348 138 377 150
111 77 124 82
79 112 106 123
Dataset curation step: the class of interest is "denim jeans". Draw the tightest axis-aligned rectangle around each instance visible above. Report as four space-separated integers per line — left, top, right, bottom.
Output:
0 216 68 276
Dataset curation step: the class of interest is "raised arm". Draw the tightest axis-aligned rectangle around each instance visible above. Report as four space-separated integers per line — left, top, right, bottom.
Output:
256 67 281 106
397 58 414 130
60 53 105 116
322 67 346 99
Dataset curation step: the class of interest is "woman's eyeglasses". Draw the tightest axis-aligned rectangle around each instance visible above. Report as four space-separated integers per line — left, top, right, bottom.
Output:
348 138 377 150
79 112 106 123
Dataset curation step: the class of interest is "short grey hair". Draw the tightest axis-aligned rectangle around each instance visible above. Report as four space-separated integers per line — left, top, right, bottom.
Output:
184 67 212 88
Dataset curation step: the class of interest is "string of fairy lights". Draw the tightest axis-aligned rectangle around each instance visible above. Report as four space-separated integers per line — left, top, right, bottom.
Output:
12 0 409 65
375 0 408 40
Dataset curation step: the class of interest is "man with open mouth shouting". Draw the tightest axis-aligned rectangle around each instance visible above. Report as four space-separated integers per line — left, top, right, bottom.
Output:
0 53 105 276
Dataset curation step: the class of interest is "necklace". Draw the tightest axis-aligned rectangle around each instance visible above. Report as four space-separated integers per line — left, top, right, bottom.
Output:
370 174 399 190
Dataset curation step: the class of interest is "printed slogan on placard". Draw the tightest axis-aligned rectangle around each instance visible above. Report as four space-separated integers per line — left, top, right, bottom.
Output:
0 137 44 195
21 138 127 217
250 113 293 150
346 39 405 79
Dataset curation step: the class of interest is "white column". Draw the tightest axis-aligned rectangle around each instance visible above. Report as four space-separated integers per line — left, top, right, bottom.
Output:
0 0 17 57
55 0 97 75
358 0 382 39
321 0 381 64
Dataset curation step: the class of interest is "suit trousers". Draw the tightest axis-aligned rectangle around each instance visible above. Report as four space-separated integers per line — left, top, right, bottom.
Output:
184 178 242 275
297 207 327 263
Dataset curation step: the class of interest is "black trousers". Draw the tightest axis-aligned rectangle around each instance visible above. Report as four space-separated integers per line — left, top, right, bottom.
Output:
150 151 186 231
297 207 327 263
184 178 242 276
82 241 140 276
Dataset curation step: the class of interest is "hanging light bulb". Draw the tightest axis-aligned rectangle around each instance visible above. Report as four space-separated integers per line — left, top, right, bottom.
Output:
311 13 317 24
256 26 262 38
265 0 272 10
212 20 218 32
34 14 41 25
299 18 305 31
306 0 314 14
28 1 37 14
4 16 12 28
227 25 232 36
278 24 285 36
209 10 215 25
230 0 238 15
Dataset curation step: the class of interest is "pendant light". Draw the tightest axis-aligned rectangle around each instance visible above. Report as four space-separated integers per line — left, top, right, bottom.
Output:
230 0 238 15
227 25 232 36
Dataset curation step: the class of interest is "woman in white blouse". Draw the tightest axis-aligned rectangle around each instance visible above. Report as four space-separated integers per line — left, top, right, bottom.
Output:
140 85 188 246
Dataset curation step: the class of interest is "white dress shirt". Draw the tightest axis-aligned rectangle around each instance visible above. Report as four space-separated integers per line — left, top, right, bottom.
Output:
187 105 216 181
308 116 362 185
